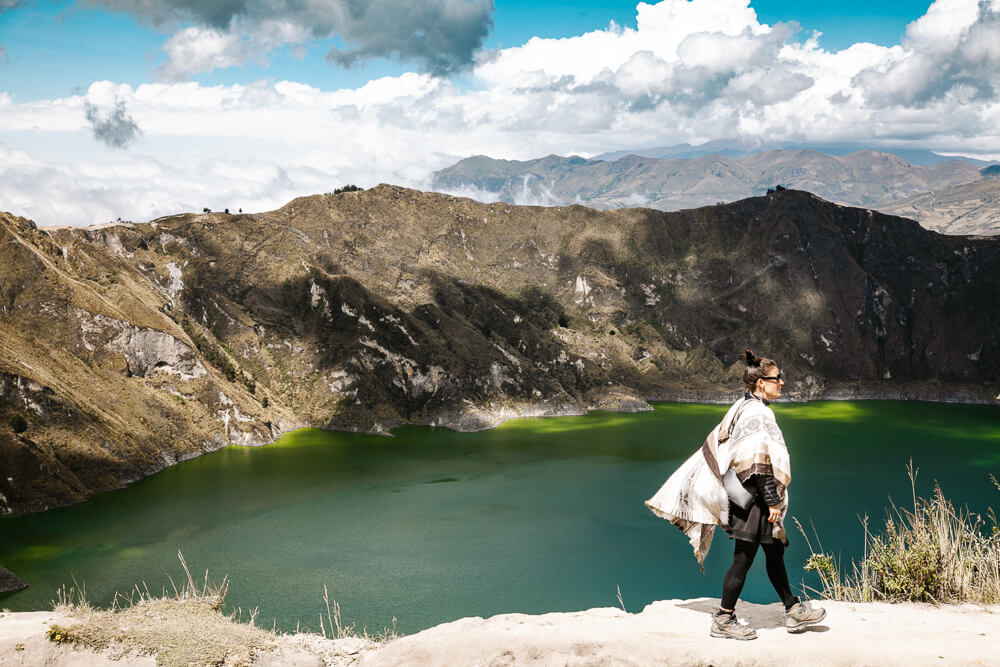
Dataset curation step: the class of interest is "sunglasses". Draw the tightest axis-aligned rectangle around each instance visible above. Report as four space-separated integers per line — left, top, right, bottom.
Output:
760 373 783 382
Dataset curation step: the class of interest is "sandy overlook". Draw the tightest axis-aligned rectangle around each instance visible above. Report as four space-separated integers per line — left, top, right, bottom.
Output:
1 598 996 665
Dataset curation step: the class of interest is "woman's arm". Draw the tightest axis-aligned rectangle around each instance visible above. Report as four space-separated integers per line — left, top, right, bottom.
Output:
753 474 783 522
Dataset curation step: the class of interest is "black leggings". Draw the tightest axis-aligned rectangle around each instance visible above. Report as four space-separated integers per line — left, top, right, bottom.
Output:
721 538 797 611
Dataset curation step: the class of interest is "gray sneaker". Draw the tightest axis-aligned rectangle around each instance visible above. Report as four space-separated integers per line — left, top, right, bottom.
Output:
710 611 758 640
785 600 826 633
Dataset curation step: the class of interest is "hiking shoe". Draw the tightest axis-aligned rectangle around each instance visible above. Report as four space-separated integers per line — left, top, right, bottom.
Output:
710 611 758 640
785 600 826 633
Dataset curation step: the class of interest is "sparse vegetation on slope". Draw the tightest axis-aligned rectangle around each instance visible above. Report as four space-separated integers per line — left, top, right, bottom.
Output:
328 184 364 195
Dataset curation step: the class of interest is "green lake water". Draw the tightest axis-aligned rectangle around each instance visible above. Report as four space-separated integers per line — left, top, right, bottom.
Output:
1 401 998 634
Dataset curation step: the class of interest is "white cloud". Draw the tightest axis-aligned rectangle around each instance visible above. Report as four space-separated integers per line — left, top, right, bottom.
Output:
155 20 312 82
2 0 1000 226
156 26 258 83
90 0 494 79
852 0 1000 107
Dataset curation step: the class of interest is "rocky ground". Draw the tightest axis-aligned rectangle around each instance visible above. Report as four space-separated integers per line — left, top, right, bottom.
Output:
1 598 996 666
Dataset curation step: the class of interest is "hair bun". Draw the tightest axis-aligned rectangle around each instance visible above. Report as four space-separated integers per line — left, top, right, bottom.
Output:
740 349 760 366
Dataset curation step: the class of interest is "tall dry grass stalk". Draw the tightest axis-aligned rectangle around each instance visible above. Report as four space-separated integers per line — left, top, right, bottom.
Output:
798 462 1000 604
318 583 398 642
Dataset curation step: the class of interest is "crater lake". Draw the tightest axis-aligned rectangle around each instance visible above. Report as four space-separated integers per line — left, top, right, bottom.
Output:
1 401 998 634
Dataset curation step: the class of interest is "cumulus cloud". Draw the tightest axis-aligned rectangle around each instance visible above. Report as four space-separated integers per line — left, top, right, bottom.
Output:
0 142 323 227
89 0 494 79
154 24 277 82
326 0 493 76
853 0 1000 107
474 1 815 117
84 97 142 149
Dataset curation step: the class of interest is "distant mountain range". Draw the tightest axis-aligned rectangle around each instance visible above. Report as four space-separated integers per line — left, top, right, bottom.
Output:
877 179 1000 235
432 149 999 234
591 139 993 166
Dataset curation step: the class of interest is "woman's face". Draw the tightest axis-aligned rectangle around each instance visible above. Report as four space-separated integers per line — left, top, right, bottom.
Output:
756 365 784 401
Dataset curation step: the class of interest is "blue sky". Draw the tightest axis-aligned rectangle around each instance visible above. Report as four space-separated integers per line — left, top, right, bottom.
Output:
2 0 934 101
2 0 999 226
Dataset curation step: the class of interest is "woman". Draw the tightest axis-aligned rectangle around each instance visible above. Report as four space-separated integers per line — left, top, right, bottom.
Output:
645 349 825 640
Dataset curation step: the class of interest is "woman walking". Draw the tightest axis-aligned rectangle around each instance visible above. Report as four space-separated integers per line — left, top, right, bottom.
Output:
646 349 825 640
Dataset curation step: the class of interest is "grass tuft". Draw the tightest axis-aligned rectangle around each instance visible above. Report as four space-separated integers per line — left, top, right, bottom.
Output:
44 551 397 666
798 461 1000 604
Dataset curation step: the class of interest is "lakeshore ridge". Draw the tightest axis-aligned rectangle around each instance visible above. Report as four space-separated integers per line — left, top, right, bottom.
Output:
1 186 998 515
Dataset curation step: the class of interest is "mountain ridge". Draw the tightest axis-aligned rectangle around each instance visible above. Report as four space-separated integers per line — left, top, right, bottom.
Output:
1 186 997 514
432 150 994 233
592 140 997 166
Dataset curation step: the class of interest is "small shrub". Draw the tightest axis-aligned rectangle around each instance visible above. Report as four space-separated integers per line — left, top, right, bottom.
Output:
558 315 570 328
181 320 250 391
330 184 363 195
46 624 73 643
202 207 211 213
799 462 1000 604
8 413 27 434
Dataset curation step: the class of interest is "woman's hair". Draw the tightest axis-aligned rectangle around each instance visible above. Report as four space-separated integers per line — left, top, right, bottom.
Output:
740 349 777 391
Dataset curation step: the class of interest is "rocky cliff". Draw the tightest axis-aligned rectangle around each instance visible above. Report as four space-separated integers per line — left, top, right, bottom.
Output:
1 187 997 514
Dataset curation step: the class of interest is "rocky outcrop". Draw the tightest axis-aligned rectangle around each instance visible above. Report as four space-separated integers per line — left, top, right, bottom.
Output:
108 327 206 379
1 187 998 514
0 565 27 593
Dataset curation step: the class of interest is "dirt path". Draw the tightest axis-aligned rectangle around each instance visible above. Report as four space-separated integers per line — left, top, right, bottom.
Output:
2 598 997 666
359 598 1000 666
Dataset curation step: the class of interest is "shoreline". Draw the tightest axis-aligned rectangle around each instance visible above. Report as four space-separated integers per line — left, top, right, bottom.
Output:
2 389 997 521
1 598 998 666
2 393 997 593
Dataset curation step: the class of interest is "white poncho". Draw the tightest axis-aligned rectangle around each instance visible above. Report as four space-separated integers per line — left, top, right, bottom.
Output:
645 396 791 568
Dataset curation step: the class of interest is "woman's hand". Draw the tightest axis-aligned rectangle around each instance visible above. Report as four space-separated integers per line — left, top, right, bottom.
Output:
767 505 782 523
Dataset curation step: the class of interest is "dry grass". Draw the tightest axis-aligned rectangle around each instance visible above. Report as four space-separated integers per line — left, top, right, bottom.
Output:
799 462 1000 604
47 551 396 666
50 551 274 666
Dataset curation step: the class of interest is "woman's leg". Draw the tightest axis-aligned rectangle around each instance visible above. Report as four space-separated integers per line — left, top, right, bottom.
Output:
761 541 798 609
720 539 758 611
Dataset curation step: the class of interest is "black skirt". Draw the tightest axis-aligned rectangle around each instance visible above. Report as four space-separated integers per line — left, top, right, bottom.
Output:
726 495 778 544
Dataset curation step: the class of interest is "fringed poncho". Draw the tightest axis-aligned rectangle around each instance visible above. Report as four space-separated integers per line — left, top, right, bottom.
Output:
645 396 791 568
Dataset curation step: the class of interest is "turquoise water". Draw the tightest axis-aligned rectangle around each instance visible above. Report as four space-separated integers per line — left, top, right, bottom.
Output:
0 401 998 634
